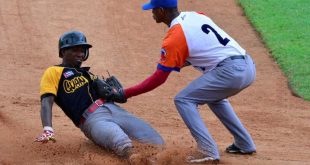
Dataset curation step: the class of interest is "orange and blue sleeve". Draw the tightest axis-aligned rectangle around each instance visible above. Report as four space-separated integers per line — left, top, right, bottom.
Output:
157 24 189 72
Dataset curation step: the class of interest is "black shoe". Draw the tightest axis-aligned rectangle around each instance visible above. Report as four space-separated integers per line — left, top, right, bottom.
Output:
225 144 256 155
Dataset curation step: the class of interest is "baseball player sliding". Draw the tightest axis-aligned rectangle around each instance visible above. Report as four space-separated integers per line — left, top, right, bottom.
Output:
35 30 164 158
111 0 257 163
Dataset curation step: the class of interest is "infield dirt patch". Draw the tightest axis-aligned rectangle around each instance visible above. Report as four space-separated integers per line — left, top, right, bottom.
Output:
0 0 309 164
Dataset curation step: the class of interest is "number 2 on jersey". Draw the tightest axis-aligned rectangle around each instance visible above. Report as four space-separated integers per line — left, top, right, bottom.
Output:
201 24 230 46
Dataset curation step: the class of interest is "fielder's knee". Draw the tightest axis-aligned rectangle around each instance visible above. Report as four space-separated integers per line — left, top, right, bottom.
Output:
174 93 185 104
174 93 190 107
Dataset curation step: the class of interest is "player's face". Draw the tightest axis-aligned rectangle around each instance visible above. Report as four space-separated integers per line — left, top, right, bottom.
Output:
152 8 165 23
62 45 86 67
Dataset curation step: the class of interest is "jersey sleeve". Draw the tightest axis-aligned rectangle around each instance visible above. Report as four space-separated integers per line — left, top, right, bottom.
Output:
40 66 64 96
124 68 170 98
157 24 189 72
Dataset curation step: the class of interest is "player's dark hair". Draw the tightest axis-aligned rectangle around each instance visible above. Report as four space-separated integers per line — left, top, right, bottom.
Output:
163 7 178 12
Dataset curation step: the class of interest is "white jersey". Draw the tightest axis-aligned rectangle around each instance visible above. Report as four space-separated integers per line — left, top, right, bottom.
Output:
157 12 246 73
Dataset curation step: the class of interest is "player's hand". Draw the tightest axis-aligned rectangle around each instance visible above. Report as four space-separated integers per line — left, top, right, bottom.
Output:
35 129 56 143
110 87 127 103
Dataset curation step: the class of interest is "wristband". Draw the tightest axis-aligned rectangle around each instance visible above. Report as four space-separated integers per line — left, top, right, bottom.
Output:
43 126 54 132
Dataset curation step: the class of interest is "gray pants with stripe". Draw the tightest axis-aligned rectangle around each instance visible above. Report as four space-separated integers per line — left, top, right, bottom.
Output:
174 55 256 159
79 103 164 156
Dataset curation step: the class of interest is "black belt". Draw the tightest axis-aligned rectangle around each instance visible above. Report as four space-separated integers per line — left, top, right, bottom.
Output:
216 55 246 68
229 55 245 60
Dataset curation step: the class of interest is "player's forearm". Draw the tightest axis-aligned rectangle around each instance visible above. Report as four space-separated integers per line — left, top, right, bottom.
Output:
124 69 170 98
40 96 54 127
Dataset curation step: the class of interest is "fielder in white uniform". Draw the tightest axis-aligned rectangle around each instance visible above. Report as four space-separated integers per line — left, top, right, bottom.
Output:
123 0 257 163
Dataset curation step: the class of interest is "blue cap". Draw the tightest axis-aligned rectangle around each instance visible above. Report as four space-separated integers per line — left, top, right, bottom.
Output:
142 0 178 10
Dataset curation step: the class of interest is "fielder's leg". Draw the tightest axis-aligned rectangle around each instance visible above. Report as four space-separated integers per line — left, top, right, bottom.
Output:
206 54 256 152
174 55 256 158
208 55 256 152
174 97 220 159
208 99 256 152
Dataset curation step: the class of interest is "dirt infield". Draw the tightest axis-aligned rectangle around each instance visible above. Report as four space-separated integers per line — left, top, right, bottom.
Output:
1 0 310 164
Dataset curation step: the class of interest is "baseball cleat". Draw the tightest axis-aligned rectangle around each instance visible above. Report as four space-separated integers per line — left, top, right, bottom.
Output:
186 151 219 164
225 144 256 155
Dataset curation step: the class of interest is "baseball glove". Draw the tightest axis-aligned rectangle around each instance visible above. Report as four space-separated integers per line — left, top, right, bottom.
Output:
106 76 127 103
92 76 127 103
92 78 112 99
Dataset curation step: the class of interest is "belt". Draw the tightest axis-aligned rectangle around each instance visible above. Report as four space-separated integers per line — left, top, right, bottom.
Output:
229 55 245 60
80 98 105 124
216 55 246 68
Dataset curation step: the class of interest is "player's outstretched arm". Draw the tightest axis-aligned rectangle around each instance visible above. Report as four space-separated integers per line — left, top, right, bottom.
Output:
35 96 56 143
124 69 171 98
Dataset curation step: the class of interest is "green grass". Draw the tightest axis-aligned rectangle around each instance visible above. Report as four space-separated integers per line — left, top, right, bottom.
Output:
238 0 310 100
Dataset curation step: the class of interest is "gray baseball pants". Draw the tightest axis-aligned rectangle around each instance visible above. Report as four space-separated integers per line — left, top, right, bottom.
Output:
79 103 164 156
174 55 256 159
